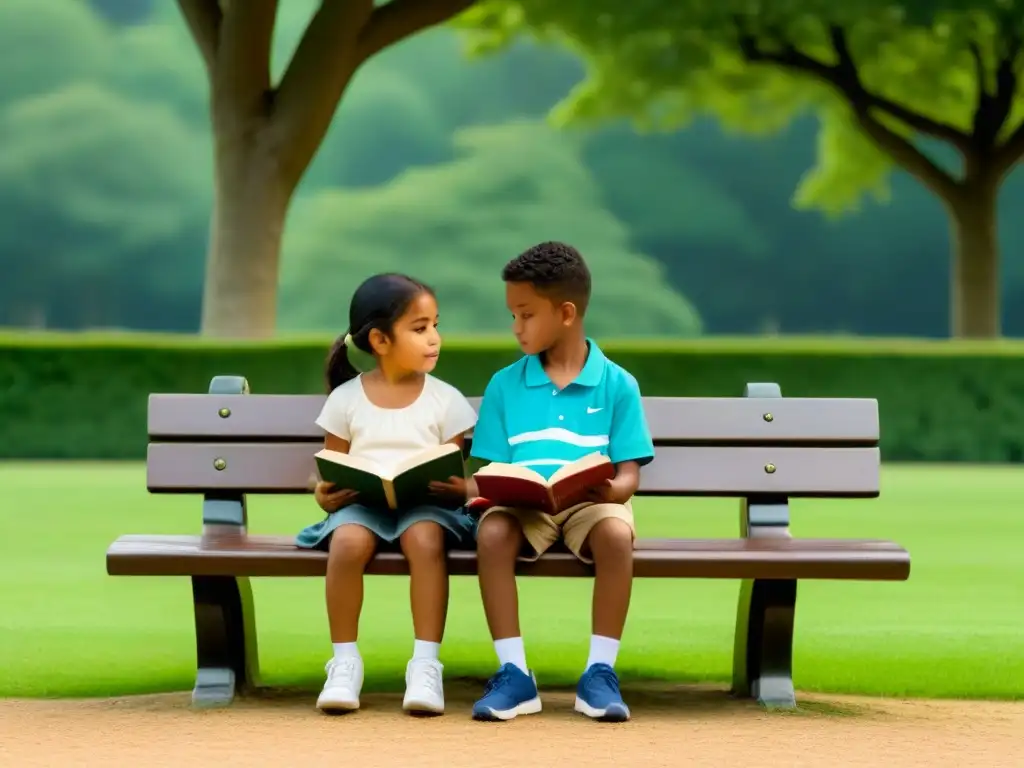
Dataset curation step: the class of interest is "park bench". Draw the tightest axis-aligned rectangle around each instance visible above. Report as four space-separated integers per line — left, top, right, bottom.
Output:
106 375 910 711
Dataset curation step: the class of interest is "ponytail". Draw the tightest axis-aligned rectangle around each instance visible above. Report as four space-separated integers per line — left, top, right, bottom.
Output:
325 333 360 392
328 273 436 392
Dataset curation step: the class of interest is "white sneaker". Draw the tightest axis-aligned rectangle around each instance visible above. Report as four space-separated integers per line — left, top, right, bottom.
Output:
402 658 445 715
316 656 364 713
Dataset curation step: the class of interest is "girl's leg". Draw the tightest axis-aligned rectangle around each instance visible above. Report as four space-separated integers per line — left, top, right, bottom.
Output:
399 521 448 643
318 524 377 714
398 520 448 714
326 523 378 641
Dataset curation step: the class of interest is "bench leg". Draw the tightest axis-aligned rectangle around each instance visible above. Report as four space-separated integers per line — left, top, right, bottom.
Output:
191 575 260 708
731 578 797 709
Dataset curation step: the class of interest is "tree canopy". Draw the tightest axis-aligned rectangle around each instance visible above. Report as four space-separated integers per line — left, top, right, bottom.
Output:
459 0 1024 336
461 0 1024 212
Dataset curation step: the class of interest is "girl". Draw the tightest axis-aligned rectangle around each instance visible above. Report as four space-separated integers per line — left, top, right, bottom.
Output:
296 273 477 716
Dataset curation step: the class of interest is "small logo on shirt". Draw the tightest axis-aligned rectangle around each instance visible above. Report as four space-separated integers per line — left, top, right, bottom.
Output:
586 407 603 414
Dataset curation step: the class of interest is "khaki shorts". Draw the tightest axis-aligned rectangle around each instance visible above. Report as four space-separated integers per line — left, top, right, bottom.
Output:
478 500 634 564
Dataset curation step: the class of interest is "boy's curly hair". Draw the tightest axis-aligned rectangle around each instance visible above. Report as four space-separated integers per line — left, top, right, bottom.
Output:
501 241 592 314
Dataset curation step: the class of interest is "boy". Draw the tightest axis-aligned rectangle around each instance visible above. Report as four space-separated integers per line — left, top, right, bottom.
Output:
468 241 654 722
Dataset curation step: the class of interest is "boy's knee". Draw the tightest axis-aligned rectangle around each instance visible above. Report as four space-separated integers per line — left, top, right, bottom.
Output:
399 521 445 562
587 516 634 560
328 524 377 566
476 511 522 556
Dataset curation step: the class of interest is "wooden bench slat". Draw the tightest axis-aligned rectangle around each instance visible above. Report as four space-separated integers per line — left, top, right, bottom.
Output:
146 443 880 497
147 394 879 445
106 534 910 581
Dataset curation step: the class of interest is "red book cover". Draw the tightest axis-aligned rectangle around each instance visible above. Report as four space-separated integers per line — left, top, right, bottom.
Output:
548 461 616 511
473 475 559 513
473 453 615 515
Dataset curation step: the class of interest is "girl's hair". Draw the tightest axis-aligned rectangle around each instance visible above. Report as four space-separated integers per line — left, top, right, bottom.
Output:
325 273 435 391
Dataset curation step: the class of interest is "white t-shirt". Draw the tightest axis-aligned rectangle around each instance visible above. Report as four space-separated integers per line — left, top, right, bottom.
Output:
315 374 478 474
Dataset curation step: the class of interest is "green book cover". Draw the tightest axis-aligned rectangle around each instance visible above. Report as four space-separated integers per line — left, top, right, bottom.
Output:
314 453 391 511
314 444 466 511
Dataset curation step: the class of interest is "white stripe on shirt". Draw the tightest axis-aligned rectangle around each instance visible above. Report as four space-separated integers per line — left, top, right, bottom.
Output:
507 427 610 448
513 459 571 467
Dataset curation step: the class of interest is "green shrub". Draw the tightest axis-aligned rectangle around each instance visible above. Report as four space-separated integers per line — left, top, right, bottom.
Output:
2 332 1023 461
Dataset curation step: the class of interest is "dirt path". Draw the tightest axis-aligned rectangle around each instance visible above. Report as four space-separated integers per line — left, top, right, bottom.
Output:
1 683 1020 767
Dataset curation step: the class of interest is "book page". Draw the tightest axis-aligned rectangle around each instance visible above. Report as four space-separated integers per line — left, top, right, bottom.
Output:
390 442 462 479
548 452 611 485
473 462 548 485
315 449 382 478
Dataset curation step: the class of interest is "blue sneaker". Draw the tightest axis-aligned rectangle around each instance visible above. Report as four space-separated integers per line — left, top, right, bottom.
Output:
575 663 630 721
472 663 542 721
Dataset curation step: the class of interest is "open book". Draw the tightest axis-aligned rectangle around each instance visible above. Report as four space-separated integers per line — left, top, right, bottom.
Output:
473 452 615 515
315 443 465 511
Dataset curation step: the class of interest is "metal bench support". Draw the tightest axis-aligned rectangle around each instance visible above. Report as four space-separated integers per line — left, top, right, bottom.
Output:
191 376 260 708
730 382 797 709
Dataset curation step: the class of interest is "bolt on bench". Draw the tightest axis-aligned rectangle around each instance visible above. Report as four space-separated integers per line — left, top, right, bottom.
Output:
107 375 910 710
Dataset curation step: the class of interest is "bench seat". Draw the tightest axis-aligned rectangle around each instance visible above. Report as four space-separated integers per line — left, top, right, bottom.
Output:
108 533 910 581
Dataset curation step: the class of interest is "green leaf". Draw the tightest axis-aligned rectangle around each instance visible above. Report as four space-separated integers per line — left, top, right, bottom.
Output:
794 105 893 215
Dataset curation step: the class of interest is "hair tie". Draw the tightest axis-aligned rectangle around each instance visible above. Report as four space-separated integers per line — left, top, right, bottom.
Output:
342 330 369 374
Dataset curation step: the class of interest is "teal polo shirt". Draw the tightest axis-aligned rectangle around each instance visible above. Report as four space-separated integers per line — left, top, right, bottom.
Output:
471 339 655 479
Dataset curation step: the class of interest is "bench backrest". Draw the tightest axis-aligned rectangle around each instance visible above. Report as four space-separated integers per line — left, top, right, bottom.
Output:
146 380 880 500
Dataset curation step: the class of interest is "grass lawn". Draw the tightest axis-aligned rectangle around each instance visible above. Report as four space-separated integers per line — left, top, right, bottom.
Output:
1 462 1021 700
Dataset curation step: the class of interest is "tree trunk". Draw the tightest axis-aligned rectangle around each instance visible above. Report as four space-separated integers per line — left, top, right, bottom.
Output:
949 186 1000 339
201 143 290 338
175 0 476 338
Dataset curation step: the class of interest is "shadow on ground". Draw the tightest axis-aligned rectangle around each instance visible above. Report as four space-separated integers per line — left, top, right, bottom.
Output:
179 679 876 720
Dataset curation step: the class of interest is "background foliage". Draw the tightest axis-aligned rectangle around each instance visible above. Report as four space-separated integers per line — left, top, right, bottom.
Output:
4 0 1024 338
3 335 1021 462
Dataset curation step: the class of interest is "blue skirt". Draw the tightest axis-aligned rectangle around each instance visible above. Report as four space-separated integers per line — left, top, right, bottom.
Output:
295 503 477 551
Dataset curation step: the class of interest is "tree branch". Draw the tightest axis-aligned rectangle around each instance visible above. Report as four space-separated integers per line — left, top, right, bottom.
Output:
987 14 1024 177
852 111 960 201
176 0 222 75
735 20 971 149
735 20 961 201
212 0 279 125
271 0 474 188
972 31 1021 150
994 121 1024 175
357 0 476 61
271 0 374 186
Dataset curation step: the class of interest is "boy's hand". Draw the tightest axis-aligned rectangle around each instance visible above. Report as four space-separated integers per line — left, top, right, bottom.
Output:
314 481 358 513
429 475 476 501
589 475 634 505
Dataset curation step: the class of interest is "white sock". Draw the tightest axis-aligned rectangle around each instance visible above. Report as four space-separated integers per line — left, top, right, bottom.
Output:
494 637 529 674
586 635 620 670
332 642 360 662
412 639 441 661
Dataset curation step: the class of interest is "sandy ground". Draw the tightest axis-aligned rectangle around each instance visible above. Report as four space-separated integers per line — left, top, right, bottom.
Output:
1 682 1020 768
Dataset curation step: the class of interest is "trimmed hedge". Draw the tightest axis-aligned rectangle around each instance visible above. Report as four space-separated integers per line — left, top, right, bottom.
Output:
2 332 1024 461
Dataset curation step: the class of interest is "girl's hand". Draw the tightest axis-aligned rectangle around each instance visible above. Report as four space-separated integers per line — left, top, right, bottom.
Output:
314 481 358 513
429 475 475 501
